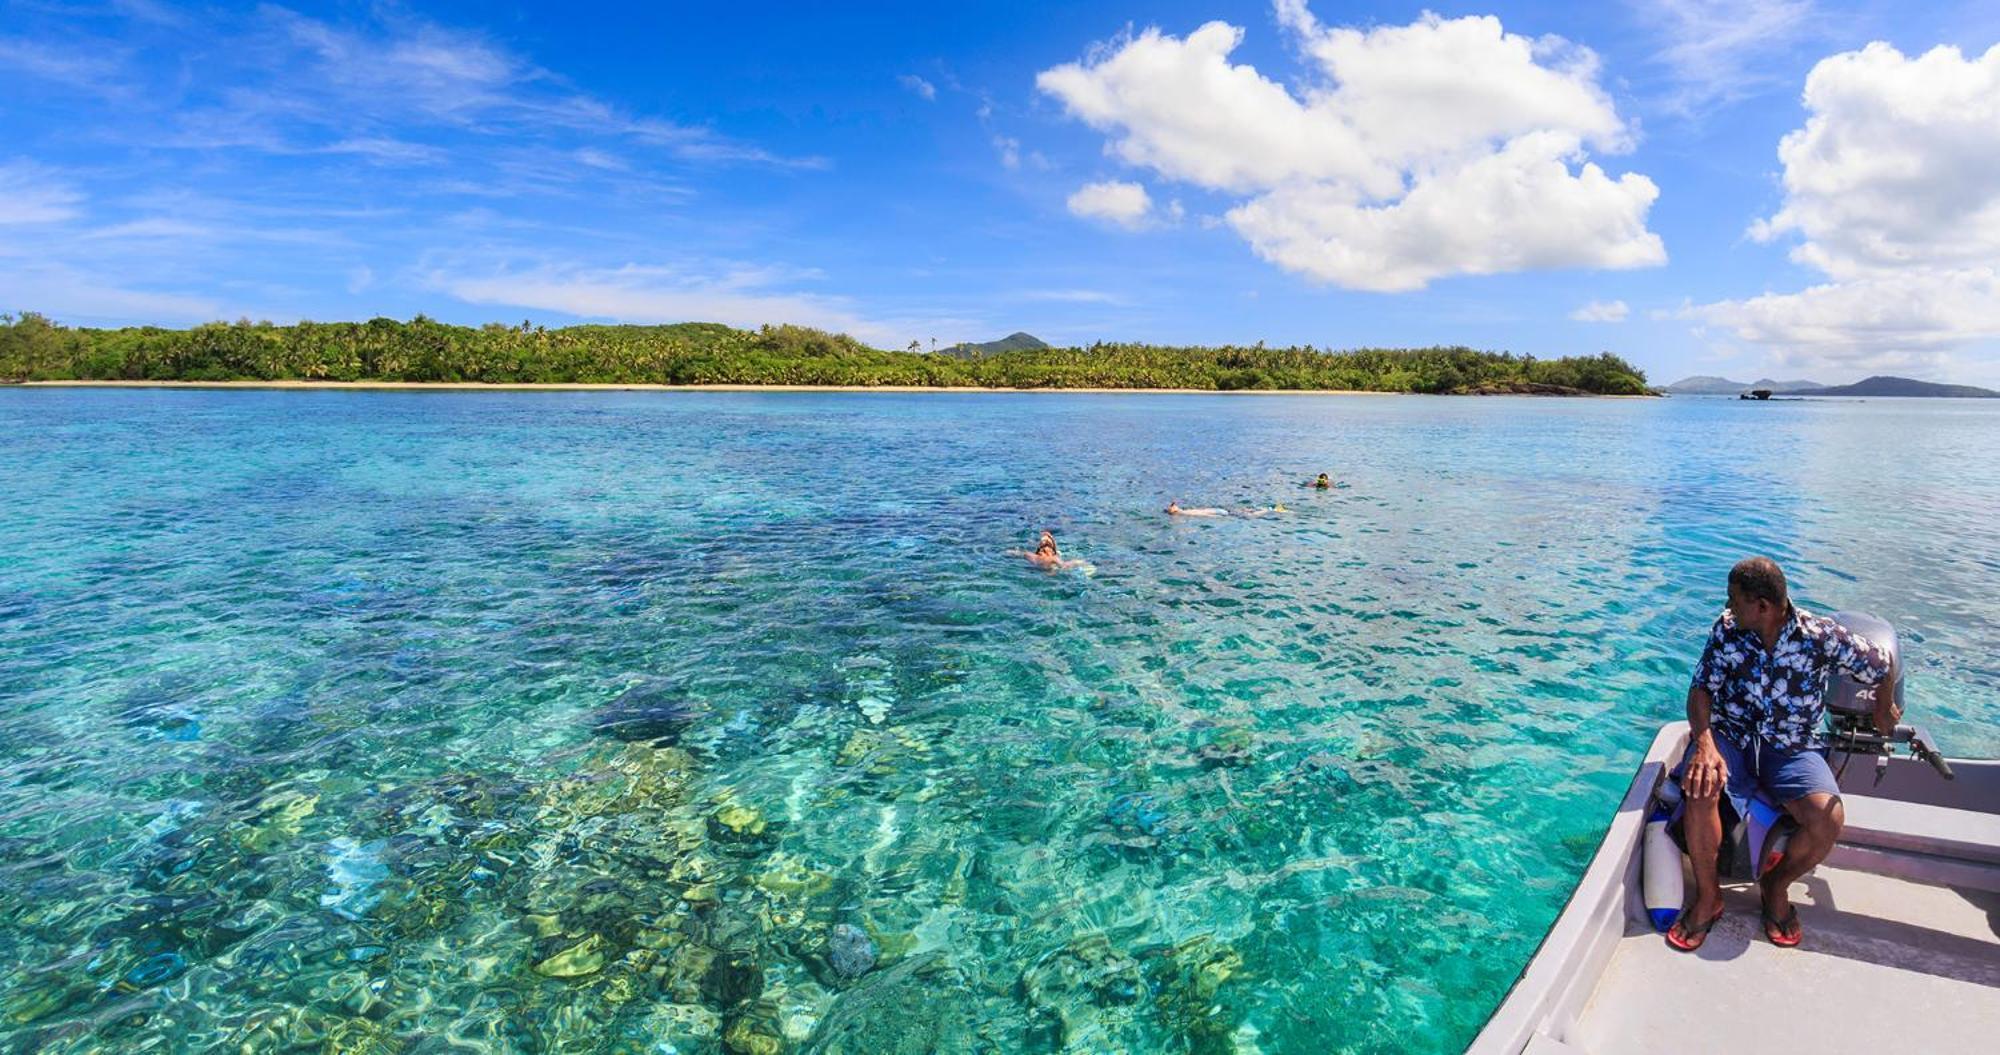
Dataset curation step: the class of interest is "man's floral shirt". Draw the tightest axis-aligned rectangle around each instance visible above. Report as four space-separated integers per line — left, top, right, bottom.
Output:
1691 605 1892 751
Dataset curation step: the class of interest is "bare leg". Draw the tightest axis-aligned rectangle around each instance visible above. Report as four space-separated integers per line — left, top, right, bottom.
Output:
1762 792 1843 939
1672 787 1736 951
1681 789 1724 924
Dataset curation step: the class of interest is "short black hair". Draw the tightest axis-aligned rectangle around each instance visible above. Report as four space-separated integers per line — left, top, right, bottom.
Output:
1728 556 1788 607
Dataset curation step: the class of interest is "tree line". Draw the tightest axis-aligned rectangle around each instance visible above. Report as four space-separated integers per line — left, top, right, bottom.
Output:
0 313 1652 395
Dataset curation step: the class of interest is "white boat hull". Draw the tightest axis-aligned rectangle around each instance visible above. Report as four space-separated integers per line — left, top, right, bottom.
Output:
1469 722 2000 1055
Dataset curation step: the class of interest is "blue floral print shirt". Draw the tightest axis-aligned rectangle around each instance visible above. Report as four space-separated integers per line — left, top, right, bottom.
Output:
1691 605 1892 752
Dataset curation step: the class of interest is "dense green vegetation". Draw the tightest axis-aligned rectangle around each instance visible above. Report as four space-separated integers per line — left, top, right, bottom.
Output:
0 312 1652 394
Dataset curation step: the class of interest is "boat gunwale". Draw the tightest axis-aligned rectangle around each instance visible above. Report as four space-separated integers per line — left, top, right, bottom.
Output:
1465 722 1688 1054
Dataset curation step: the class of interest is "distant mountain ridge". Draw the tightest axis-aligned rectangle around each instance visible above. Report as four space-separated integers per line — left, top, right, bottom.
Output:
939 331 1049 359
1775 375 2000 398
1662 374 1826 394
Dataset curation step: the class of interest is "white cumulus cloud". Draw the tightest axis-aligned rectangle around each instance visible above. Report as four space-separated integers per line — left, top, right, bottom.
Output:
899 74 936 101
1751 42 2000 278
1697 42 2000 371
1066 180 1153 229
1571 298 1630 322
1698 270 2000 374
1036 5 1664 290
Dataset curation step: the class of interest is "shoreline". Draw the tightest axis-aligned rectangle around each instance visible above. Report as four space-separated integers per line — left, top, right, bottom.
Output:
9 380 1652 398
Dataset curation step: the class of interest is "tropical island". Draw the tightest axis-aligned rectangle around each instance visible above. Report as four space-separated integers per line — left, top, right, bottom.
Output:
0 312 1653 396
1662 373 1999 398
1774 376 2000 398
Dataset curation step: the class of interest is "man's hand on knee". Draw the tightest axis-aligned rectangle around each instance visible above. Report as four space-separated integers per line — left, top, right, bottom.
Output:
1685 734 1729 800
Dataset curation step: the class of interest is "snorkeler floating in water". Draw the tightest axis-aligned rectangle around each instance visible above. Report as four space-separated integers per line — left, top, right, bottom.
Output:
1021 530 1085 571
1165 501 1228 517
1311 473 1333 489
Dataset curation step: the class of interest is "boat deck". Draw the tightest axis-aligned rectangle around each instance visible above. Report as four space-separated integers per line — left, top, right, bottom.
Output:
1557 865 2000 1055
1472 725 2000 1055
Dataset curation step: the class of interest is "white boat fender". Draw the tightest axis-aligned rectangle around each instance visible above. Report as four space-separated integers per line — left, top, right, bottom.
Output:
1642 778 1684 932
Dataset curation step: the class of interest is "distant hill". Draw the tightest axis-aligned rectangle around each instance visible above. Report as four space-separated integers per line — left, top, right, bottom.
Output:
1776 375 2000 398
939 331 1049 359
1661 375 1745 394
1662 374 1825 394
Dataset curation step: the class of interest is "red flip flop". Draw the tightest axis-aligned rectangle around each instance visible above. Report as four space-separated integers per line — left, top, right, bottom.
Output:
1763 906 1803 948
1666 908 1724 952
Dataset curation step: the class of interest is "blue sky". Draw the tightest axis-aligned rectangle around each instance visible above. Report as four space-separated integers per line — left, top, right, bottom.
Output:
3 1 1998 385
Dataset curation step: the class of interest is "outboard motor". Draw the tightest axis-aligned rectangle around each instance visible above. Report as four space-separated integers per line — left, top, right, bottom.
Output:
1822 611 1905 728
1823 611 1952 781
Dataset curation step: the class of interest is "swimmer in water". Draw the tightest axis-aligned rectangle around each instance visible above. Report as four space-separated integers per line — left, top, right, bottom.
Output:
1311 473 1333 490
1166 500 1228 517
1021 530 1083 570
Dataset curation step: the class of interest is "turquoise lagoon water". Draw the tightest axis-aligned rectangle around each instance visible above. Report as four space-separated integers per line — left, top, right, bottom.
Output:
2 390 1997 1054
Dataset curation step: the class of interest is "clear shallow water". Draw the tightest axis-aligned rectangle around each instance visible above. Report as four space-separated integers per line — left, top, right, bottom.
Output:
1 390 1996 1054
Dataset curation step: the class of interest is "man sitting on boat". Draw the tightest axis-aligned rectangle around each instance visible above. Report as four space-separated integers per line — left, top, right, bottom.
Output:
1667 556 1897 952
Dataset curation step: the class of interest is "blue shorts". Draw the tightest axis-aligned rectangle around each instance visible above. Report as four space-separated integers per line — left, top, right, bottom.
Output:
1674 734 1841 818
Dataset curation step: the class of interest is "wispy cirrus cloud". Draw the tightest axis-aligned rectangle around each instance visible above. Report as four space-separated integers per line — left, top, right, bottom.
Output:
0 172 393 324
0 161 83 224
78 217 217 240
8 5 817 171
0 261 221 322
1627 0 1816 115
622 117 824 169
0 34 128 91
1017 288 1127 305
428 260 980 348
0 2 816 332
218 7 820 168
107 0 188 28
320 137 450 165
1570 299 1630 322
572 148 628 172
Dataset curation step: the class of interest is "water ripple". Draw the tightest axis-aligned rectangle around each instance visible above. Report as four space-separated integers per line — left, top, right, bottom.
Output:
1 390 1996 1053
